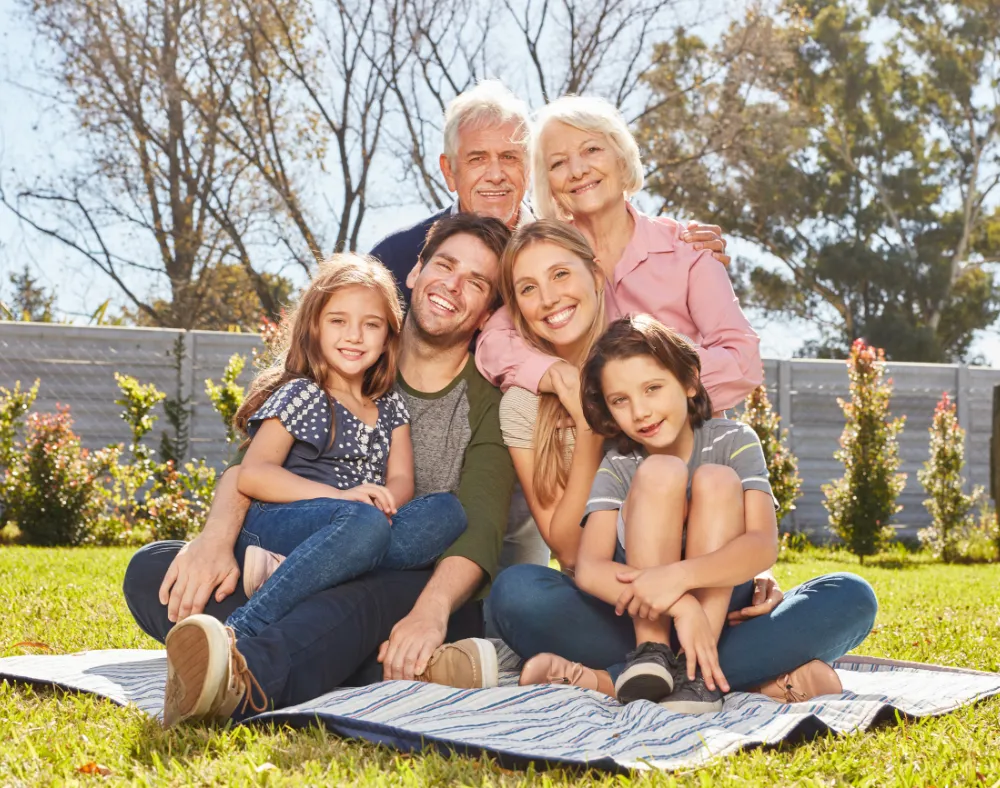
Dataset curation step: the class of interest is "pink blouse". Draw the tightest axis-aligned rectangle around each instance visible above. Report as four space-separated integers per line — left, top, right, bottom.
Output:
475 204 762 411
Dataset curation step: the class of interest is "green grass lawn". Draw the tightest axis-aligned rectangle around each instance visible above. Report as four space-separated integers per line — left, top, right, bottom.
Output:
1 546 999 787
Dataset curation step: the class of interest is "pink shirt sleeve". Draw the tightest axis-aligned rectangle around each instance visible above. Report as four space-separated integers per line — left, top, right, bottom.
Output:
685 250 762 411
474 305 558 393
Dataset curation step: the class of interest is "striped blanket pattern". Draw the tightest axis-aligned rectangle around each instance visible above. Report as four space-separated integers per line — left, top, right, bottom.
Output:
1 647 998 771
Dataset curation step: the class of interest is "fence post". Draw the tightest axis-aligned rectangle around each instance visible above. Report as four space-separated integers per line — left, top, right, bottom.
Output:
181 331 196 461
778 359 792 422
957 365 971 492
992 385 1000 504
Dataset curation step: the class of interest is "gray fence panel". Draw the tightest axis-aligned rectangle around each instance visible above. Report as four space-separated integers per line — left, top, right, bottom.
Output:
3 323 1000 538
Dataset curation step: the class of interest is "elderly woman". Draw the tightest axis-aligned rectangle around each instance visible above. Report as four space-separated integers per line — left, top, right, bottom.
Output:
476 96 762 412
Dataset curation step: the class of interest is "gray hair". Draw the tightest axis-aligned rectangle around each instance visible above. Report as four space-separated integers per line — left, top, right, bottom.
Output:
531 95 644 220
443 80 530 164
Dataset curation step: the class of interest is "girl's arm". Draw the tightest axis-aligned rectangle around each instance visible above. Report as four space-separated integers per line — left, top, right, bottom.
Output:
237 419 345 503
686 251 763 411
509 427 604 570
384 424 415 508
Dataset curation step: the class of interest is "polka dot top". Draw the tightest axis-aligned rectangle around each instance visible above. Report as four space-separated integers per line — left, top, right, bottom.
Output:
247 378 410 489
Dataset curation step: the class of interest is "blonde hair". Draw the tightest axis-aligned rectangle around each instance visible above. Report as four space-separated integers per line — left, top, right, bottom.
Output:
531 95 644 221
443 80 530 166
235 254 404 437
498 220 606 505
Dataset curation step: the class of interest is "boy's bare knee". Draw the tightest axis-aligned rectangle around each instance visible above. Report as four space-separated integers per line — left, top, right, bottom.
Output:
691 464 741 499
632 454 687 495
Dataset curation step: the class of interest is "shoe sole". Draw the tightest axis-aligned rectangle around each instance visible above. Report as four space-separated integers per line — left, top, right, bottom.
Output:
469 638 499 688
163 616 230 727
658 697 724 714
614 663 674 704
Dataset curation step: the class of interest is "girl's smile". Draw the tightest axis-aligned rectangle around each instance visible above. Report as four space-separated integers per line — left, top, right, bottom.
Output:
319 285 389 383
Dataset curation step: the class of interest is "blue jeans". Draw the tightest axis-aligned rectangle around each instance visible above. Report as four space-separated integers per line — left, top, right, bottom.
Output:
226 492 466 638
488 564 878 691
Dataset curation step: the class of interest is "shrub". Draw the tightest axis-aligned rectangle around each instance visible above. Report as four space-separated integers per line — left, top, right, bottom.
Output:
3 407 111 546
144 459 217 542
205 353 247 444
739 384 802 527
0 379 39 472
917 393 985 562
822 339 906 564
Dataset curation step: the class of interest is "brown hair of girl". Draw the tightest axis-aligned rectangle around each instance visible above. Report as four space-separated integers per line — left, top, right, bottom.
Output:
498 220 606 506
581 314 713 451
234 253 404 437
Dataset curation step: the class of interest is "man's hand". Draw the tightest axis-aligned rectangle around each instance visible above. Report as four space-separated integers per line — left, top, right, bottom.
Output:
671 596 729 692
727 575 783 626
681 222 730 267
377 603 448 680
159 534 241 623
615 564 688 620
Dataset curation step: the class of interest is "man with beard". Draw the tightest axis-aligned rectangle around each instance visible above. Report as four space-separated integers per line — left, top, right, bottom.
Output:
122 214 517 724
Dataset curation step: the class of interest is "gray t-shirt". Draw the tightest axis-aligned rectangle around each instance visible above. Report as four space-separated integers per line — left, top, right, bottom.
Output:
583 418 775 548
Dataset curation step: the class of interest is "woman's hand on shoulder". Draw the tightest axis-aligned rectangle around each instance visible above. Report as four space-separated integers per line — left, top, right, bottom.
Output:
681 222 730 267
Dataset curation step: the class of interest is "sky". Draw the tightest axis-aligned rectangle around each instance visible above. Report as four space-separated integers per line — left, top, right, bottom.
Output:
0 0 997 365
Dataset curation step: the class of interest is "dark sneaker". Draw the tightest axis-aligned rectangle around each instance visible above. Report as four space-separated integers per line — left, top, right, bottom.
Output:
658 673 724 714
614 642 680 704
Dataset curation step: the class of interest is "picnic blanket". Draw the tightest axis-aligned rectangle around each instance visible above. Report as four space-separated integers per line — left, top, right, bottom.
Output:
2 644 999 771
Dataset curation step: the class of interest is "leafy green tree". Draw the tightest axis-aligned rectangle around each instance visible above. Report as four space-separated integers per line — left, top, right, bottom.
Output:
739 384 802 527
638 0 1000 361
918 393 984 562
823 340 907 562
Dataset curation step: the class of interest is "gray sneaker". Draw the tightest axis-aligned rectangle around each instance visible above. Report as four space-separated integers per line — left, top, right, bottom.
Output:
614 642 680 704
658 673 724 714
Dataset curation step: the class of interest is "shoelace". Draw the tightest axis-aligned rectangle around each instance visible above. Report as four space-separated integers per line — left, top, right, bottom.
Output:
226 629 268 714
777 675 807 704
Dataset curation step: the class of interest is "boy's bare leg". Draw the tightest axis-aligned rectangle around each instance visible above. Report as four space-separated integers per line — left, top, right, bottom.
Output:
685 464 746 638
622 454 688 646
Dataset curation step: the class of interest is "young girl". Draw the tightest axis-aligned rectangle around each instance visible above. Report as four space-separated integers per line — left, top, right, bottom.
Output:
571 314 779 713
223 254 466 640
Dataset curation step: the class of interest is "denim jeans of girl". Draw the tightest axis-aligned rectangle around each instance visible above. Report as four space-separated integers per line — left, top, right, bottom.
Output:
226 492 466 638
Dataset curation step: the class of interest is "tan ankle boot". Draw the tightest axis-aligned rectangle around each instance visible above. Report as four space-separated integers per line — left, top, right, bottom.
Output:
518 653 616 697
754 659 843 703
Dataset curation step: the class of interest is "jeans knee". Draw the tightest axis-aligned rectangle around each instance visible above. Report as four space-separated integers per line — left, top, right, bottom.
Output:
123 540 177 602
833 572 879 632
351 505 392 554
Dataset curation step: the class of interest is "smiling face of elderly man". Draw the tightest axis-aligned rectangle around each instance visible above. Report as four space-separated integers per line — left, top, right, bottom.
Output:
437 81 529 228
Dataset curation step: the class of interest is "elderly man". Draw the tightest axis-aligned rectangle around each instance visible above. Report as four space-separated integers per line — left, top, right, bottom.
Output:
371 80 531 296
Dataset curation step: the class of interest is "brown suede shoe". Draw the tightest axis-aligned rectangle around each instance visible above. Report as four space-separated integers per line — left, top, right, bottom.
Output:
162 614 268 728
416 638 498 689
518 653 616 697
754 659 843 703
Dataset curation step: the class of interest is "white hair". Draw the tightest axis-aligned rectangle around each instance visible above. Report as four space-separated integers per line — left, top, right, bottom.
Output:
531 95 644 220
443 80 530 164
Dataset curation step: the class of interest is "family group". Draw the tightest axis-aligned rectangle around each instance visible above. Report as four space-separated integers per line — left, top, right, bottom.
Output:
121 80 878 728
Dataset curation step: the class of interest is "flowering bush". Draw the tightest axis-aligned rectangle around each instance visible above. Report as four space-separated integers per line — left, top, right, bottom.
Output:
739 384 802 527
823 339 906 563
3 407 112 546
917 393 987 562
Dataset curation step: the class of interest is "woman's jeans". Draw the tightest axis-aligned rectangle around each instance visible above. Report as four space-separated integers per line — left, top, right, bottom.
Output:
226 492 466 638
488 564 878 691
